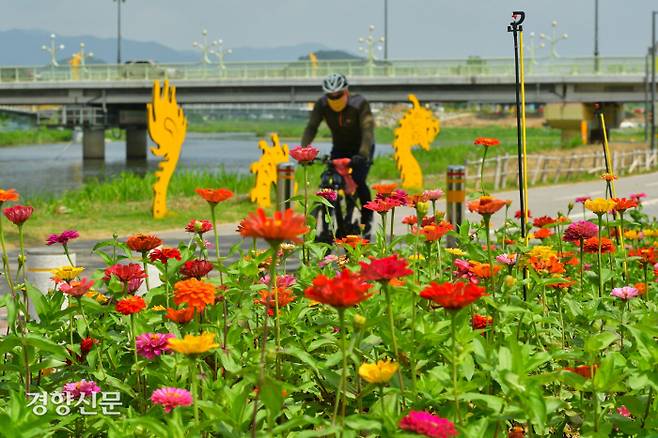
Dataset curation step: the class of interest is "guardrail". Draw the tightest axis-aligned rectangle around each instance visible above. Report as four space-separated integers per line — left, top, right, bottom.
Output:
0 57 647 84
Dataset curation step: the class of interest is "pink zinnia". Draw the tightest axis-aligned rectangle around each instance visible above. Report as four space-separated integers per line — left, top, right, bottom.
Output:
104 263 147 293
316 188 338 202
3 205 33 226
260 273 296 288
359 254 414 281
399 410 457 438
59 278 95 298
563 220 598 243
290 145 319 164
364 198 395 213
136 333 175 359
63 379 101 398
617 405 632 417
630 193 647 202
610 286 639 301
575 196 591 204
151 387 193 413
496 253 517 266
185 219 212 235
319 254 338 267
46 230 79 246
423 189 444 201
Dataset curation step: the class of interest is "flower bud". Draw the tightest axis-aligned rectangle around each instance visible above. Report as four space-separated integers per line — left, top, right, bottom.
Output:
415 201 430 218
353 314 366 329
504 275 516 288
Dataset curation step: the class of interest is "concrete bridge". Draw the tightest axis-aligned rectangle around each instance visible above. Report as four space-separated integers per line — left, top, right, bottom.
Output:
0 56 649 159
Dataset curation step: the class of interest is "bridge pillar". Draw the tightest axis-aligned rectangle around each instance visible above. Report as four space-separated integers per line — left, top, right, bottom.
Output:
82 128 105 160
126 127 148 160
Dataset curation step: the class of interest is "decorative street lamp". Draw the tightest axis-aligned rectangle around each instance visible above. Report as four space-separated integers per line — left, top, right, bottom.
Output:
358 25 385 67
114 0 126 64
193 29 213 64
42 34 65 67
540 20 568 59
210 39 232 71
79 42 94 66
527 32 544 65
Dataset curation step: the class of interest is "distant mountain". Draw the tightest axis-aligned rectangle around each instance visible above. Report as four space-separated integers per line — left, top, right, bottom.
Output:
0 29 347 65
298 50 363 61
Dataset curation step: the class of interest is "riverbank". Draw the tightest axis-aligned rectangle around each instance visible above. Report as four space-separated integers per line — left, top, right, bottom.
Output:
0 127 71 146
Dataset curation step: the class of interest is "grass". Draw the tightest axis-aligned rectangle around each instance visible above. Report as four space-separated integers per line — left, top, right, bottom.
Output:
9 124 646 246
0 128 72 147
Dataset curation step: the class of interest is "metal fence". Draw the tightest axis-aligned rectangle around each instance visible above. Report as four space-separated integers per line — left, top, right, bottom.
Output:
465 148 658 190
0 56 646 84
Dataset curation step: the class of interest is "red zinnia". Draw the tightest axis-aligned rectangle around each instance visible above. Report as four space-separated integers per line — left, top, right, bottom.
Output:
564 364 598 379
582 237 615 254
364 198 395 213
165 307 195 324
471 314 494 330
239 208 309 244
149 248 182 264
514 209 532 219
3 205 33 226
532 216 556 228
289 145 319 164
304 269 373 308
195 188 234 205
116 296 146 315
104 263 147 293
613 197 638 213
533 228 553 240
629 247 657 265
420 281 486 310
180 259 213 279
185 219 213 235
474 137 500 147
126 234 162 253
359 254 413 282
468 196 506 216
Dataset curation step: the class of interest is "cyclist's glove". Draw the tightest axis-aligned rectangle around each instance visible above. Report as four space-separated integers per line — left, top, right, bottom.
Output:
351 154 368 167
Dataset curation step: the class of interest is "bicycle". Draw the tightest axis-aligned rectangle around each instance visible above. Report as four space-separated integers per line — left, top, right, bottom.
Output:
310 155 363 244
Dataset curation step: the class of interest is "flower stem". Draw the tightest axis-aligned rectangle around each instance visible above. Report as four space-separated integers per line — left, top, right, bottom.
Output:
0 216 17 311
141 256 151 292
480 147 489 195
450 311 462 425
191 360 200 425
383 284 405 394
210 206 224 285
596 215 603 299
302 165 309 264
389 207 395 247
130 314 142 410
63 244 74 267
641 387 654 429
332 308 348 426
579 240 584 294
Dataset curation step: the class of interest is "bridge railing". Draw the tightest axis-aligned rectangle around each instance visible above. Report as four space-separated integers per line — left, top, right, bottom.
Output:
0 57 646 84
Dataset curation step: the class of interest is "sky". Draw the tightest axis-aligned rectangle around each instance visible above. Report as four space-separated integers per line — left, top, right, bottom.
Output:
1 0 656 59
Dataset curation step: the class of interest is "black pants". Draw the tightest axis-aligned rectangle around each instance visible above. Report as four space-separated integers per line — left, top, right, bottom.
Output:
331 145 374 234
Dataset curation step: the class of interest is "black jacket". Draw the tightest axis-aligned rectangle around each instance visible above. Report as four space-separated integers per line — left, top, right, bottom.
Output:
301 93 375 159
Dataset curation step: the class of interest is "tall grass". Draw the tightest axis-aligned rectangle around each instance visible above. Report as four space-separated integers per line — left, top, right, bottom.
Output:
0 128 72 147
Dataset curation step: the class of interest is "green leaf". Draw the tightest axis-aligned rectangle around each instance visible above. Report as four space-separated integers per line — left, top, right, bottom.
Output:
344 415 382 432
218 349 241 374
24 334 67 357
260 377 284 420
281 346 319 372
585 331 618 354
0 335 21 356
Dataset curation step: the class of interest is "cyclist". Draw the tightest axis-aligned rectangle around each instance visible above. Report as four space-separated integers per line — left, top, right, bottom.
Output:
300 73 375 238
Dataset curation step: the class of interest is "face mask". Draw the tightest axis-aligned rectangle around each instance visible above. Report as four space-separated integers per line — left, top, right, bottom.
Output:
327 92 348 112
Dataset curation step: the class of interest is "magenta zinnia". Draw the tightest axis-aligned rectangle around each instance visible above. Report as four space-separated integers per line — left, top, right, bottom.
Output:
136 333 175 359
46 230 79 246
359 254 413 282
3 205 33 226
399 410 457 438
563 220 598 243
151 387 193 413
63 379 101 398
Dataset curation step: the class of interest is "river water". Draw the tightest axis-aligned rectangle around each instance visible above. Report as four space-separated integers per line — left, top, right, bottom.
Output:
0 133 393 198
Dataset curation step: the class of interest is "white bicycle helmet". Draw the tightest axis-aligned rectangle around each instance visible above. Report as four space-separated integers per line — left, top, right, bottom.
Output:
322 73 348 94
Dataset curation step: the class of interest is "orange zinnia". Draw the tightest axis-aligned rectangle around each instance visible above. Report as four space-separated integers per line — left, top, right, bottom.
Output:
612 197 638 213
0 188 19 203
165 307 195 323
418 221 454 241
528 256 565 275
239 208 309 244
335 235 369 248
195 188 234 205
470 262 502 279
468 196 507 216
173 278 216 310
126 234 163 253
372 183 398 195
474 137 500 147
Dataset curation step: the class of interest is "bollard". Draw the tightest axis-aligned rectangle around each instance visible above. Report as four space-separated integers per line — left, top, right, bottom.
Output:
276 162 296 211
26 248 76 321
446 165 466 247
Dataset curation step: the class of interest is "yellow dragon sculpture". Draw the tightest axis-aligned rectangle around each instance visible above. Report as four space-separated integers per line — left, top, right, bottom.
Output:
249 133 290 208
393 94 440 189
147 80 187 219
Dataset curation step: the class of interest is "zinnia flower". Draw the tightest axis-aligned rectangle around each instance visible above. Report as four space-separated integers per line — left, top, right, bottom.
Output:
563 220 598 242
104 263 147 293
173 278 216 310
0 188 19 203
612 197 638 213
359 255 413 282
168 332 219 355
496 253 517 266
372 183 398 195
165 307 195 323
185 219 213 235
136 333 175 359
115 296 146 315
468 196 506 216
179 259 213 279
66 337 97 365
335 235 369 248
532 216 556 228
470 262 502 279
584 198 615 215
239 208 309 244
364 198 395 213
358 360 399 384
420 281 486 310
259 273 296 288
149 248 182 264
630 193 647 202
63 379 101 398
422 189 444 201
304 269 373 308
254 288 296 315
46 230 79 246
126 234 162 253
316 188 338 202
601 172 617 182
583 237 615 254
575 196 591 204
474 137 500 147
617 405 632 417
151 387 193 413
50 266 84 282
471 314 494 329
418 222 454 241
564 364 598 379
629 247 657 265
289 145 319 164
399 411 457 438
533 228 553 240
195 188 234 205
610 286 639 300
58 278 95 298
3 205 33 226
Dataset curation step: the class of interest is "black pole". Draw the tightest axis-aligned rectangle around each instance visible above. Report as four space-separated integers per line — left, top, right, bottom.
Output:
646 47 650 143
508 12 527 301
651 11 656 151
594 0 599 73
384 0 389 60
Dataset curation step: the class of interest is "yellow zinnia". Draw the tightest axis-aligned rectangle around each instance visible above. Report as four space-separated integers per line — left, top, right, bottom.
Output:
167 332 219 355
51 266 84 281
408 254 426 261
84 290 109 304
584 198 615 215
624 230 640 240
445 248 466 257
358 360 399 384
527 245 556 261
